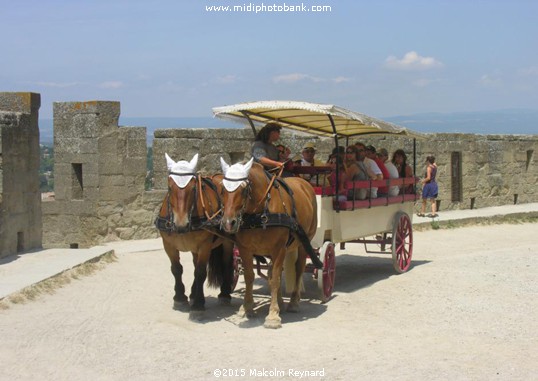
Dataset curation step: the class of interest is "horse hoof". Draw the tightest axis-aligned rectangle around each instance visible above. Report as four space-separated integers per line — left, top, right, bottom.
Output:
218 296 232 306
263 318 282 329
189 310 205 321
286 303 299 313
173 299 190 311
238 306 255 319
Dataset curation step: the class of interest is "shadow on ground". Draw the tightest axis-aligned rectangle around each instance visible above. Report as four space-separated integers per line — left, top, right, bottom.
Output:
332 254 430 293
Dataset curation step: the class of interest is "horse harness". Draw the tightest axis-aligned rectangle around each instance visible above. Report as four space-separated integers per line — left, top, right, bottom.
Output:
225 169 323 269
155 173 222 234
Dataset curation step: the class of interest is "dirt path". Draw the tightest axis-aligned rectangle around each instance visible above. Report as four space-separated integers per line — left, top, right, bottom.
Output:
1 223 537 381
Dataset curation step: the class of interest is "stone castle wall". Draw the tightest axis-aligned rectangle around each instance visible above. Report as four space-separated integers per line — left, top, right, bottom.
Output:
41 101 157 248
0 93 42 258
0 93 536 250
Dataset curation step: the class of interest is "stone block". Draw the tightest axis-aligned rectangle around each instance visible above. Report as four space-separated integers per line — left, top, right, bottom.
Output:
0 92 40 113
126 139 147 158
99 175 126 188
98 157 124 175
123 157 146 176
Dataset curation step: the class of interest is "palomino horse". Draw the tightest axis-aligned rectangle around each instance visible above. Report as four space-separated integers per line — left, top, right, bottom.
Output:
218 158 318 329
156 153 234 315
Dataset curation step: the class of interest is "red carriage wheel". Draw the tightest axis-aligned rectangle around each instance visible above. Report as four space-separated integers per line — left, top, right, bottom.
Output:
317 241 336 303
231 245 242 291
391 212 413 273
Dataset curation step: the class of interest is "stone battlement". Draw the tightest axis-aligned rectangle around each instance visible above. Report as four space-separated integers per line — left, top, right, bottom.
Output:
0 92 536 252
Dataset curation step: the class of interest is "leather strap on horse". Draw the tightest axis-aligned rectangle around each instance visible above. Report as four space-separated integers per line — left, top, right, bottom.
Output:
255 165 284 210
197 174 222 223
154 215 212 234
240 212 323 269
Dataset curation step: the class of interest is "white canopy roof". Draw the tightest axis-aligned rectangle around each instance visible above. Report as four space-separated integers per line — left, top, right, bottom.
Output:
212 100 425 139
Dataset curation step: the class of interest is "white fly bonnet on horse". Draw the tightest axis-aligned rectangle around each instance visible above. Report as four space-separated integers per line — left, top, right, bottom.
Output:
166 153 199 188
220 157 254 192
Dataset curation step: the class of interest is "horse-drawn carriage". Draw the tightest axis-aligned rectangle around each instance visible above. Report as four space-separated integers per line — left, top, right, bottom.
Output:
212 101 423 303
157 100 423 328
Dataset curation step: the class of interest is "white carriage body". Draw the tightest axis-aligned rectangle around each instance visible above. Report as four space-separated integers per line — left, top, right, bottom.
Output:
312 196 414 248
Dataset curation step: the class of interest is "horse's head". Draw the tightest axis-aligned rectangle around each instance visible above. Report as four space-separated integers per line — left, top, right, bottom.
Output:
219 157 254 233
165 153 199 228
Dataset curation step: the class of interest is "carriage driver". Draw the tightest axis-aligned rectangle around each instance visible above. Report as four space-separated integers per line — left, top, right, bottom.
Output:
251 123 285 170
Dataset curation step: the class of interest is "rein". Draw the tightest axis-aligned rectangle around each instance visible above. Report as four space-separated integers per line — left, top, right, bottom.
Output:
255 165 284 210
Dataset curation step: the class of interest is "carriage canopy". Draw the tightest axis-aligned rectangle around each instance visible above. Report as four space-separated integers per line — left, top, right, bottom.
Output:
212 100 425 139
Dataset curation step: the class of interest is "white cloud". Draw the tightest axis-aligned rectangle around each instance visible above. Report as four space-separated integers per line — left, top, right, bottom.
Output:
272 73 350 84
384 51 443 71
98 81 123 89
332 76 352 83
35 81 80 88
273 73 312 83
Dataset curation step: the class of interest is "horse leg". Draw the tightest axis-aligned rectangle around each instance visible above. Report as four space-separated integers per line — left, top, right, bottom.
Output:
264 248 286 329
238 247 255 318
189 252 207 314
267 262 284 310
287 246 307 313
163 239 188 310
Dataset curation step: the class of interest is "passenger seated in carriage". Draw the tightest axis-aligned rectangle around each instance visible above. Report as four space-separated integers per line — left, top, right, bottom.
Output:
378 148 400 197
365 145 390 196
276 144 295 177
294 142 326 185
343 145 368 200
327 152 348 202
392 149 415 194
355 142 383 198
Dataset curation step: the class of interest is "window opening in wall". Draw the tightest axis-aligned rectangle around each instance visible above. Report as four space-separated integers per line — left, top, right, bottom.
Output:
451 152 463 202
71 163 83 199
514 194 519 205
230 152 245 164
70 243 79 249
526 150 533 171
17 232 24 253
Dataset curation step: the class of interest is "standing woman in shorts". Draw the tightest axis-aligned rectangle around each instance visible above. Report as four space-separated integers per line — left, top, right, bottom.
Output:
419 156 438 217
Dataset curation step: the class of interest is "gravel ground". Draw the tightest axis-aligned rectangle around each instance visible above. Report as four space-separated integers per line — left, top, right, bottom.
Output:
1 223 537 381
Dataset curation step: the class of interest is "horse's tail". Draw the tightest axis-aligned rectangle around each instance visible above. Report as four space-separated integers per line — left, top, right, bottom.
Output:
207 241 234 289
207 244 224 288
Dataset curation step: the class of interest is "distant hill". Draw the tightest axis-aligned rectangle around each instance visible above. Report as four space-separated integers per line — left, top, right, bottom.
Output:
384 109 538 135
38 109 537 144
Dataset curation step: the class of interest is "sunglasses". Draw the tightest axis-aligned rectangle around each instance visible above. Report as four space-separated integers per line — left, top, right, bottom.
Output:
346 150 354 154
303 148 315 153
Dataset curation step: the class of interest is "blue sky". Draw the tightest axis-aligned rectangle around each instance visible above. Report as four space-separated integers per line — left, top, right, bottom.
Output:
2 0 537 119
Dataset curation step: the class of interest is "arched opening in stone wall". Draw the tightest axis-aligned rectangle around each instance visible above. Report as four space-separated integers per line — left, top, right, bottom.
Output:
527 150 534 171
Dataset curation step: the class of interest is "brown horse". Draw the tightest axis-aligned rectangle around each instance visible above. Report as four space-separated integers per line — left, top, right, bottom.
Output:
218 158 318 329
156 153 234 316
